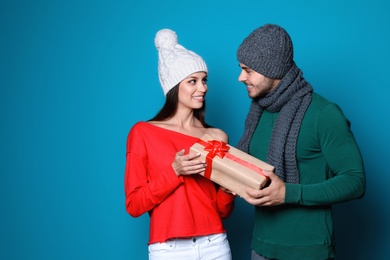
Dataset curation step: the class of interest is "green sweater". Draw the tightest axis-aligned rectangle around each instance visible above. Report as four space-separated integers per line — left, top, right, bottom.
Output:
249 93 365 259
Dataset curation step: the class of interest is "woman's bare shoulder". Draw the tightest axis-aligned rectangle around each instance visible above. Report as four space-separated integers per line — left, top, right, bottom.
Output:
205 128 228 143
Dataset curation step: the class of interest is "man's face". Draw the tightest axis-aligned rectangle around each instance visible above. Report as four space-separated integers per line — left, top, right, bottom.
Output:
238 63 280 99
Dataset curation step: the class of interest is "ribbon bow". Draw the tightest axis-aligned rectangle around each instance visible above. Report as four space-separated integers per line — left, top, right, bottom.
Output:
204 140 230 159
198 140 230 179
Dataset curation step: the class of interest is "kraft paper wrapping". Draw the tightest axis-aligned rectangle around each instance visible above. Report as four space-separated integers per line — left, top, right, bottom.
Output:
190 134 274 197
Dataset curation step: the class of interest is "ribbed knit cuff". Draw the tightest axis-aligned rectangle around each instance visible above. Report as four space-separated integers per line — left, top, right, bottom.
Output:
284 183 301 204
163 60 207 95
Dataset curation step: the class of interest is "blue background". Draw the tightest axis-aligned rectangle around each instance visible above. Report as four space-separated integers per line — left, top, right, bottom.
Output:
1 0 389 259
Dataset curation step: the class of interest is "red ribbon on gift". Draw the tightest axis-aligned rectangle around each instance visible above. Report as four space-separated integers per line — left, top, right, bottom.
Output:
197 139 268 180
198 140 230 179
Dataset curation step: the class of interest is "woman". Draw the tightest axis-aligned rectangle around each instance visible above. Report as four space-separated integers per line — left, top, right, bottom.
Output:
124 29 235 260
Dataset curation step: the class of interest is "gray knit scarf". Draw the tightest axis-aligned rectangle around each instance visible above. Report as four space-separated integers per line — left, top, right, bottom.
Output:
236 63 312 184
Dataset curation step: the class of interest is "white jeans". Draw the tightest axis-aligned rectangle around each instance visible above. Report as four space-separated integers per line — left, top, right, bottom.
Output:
148 233 232 260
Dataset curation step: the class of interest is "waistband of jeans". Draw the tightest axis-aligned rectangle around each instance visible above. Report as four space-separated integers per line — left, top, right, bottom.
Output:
167 232 226 246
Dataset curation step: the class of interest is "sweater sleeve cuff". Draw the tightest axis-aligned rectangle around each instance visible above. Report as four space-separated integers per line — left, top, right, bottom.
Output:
284 183 301 204
161 164 185 190
219 189 236 203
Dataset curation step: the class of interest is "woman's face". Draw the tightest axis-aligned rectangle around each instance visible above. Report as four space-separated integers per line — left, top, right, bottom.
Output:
177 71 208 110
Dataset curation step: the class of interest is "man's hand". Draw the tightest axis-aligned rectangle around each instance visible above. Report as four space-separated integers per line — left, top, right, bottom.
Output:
242 170 286 206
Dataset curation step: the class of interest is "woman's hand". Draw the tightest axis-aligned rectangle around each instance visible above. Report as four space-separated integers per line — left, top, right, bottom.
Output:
172 149 207 176
220 186 236 196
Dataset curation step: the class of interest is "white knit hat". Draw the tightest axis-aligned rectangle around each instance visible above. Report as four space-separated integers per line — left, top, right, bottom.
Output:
155 29 208 96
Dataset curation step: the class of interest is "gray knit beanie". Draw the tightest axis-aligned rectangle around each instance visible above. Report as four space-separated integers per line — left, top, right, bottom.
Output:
237 24 294 79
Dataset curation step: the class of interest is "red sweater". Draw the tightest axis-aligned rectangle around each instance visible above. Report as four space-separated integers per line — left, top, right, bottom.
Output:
124 122 235 244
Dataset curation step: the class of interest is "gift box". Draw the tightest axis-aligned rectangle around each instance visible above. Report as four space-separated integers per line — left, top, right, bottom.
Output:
190 134 274 197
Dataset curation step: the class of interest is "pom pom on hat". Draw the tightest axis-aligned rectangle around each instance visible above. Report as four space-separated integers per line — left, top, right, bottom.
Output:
155 29 178 49
155 28 207 96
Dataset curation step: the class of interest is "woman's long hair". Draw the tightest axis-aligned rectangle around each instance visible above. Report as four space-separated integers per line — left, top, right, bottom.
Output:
149 84 210 128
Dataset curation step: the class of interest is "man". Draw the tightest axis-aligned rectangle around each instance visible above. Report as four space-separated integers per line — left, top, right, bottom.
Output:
235 24 366 260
